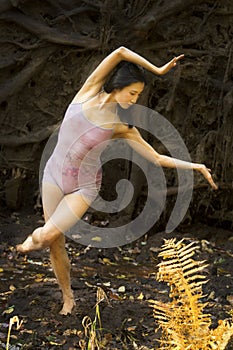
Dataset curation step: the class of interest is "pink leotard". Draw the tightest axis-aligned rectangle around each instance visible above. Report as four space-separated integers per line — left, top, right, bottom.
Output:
42 102 114 202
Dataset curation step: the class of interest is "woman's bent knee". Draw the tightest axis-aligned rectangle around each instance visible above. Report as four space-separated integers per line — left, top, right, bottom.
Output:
34 227 62 247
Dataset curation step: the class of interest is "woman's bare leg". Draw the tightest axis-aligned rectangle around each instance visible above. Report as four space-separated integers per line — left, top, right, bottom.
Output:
17 183 90 314
42 183 75 315
49 234 75 315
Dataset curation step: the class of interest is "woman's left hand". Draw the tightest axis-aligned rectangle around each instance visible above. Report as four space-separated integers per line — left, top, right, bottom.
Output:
171 54 184 67
197 164 218 190
160 54 184 74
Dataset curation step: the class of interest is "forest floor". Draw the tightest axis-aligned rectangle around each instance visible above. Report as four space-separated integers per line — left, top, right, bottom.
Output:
0 207 233 349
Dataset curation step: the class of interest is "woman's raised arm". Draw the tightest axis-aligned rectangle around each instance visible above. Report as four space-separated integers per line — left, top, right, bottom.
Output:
75 47 184 100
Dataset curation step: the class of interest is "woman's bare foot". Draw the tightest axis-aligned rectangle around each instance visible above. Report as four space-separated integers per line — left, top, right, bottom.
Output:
59 296 76 315
16 232 44 253
16 235 35 253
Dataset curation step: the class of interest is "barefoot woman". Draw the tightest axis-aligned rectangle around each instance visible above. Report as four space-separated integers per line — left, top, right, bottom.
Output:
17 47 218 314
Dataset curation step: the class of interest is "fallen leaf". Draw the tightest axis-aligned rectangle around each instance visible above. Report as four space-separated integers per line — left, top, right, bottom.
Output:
118 286 125 293
27 259 43 266
149 247 160 253
137 292 144 300
63 329 79 336
9 285 16 291
35 273 45 282
123 257 134 261
2 305 14 315
102 258 112 265
226 295 233 305
103 282 111 287
50 340 66 346
109 291 121 300
91 236 102 242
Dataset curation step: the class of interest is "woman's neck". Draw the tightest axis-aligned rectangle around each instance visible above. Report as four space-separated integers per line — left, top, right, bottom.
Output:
85 90 117 114
98 91 117 111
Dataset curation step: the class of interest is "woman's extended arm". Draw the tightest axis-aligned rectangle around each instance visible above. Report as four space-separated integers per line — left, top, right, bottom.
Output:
75 46 184 99
116 125 218 190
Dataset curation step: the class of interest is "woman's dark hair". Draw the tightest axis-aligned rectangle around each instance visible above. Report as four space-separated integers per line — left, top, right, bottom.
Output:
103 61 147 93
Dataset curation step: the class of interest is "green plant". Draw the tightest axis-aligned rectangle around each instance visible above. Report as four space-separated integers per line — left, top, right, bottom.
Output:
149 238 233 350
79 287 108 350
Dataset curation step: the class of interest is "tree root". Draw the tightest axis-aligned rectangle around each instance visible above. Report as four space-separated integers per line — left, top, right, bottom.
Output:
134 0 205 35
0 123 60 147
0 47 56 104
160 182 232 197
50 5 98 25
0 38 42 50
0 0 20 14
144 33 206 51
0 10 99 49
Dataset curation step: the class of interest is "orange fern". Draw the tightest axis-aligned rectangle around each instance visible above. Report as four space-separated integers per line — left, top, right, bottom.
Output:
149 238 233 350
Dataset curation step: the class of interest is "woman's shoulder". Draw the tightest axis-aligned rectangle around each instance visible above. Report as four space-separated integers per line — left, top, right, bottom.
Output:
71 92 92 104
71 85 102 104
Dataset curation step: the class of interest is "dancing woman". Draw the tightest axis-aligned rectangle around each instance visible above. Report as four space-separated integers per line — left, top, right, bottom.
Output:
17 47 217 314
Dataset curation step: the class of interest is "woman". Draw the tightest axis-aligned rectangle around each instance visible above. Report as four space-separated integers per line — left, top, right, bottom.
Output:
17 47 218 315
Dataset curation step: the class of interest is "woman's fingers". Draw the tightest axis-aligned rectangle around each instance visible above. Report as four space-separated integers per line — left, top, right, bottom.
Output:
208 176 218 190
200 166 218 190
172 54 184 65
175 54 184 61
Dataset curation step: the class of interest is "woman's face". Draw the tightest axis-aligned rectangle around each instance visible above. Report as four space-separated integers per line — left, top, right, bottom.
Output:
114 82 145 109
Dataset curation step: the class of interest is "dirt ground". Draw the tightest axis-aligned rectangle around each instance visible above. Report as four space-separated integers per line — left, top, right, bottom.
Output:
0 207 233 350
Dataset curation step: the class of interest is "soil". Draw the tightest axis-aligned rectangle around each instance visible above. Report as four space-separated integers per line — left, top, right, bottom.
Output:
0 207 233 350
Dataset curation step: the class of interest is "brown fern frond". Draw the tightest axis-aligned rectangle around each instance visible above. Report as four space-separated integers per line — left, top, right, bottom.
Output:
209 319 233 350
149 238 233 350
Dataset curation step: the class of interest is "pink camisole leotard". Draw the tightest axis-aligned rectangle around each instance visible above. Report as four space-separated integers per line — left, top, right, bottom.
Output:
42 102 114 203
